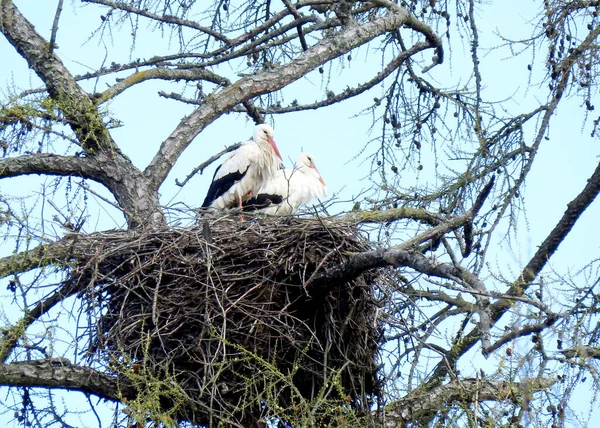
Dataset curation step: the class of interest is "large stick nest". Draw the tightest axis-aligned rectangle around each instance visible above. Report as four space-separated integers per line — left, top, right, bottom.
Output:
77 216 382 426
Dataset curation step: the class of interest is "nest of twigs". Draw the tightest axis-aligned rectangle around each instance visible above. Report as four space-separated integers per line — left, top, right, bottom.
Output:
78 215 382 426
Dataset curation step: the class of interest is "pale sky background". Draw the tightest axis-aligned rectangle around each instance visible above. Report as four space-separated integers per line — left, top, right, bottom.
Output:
0 0 599 426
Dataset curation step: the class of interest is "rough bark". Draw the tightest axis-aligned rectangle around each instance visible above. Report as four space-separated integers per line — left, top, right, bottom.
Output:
382 377 558 426
0 153 114 183
0 359 136 402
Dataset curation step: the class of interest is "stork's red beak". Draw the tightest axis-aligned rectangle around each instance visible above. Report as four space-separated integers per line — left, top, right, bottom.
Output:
268 136 282 160
312 165 326 185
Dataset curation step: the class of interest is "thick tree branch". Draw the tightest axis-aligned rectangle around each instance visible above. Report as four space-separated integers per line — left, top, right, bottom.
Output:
0 359 136 402
561 346 600 359
0 154 109 182
503 161 600 300
0 235 81 280
382 377 557 426
345 206 443 225
0 152 163 228
0 227 149 280
98 67 231 104
308 211 475 289
241 99 265 125
484 316 558 356
308 239 483 292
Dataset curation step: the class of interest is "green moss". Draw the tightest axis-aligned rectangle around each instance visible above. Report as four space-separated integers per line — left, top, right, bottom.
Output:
115 334 186 428
0 317 29 362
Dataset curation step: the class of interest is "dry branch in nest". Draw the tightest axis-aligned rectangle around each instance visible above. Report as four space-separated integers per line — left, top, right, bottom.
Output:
72 216 382 426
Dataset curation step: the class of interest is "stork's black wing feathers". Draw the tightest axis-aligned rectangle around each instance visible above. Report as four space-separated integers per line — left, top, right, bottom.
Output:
242 193 285 211
201 164 249 208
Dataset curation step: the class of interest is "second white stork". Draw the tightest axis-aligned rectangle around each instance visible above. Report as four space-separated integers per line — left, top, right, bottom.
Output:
202 124 283 209
243 152 328 215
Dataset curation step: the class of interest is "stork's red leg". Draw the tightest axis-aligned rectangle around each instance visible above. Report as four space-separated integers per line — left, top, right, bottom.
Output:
238 197 245 222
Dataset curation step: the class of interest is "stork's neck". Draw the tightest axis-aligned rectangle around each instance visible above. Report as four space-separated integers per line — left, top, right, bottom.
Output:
253 137 269 150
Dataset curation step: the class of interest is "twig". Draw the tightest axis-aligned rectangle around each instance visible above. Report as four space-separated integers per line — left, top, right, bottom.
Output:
242 100 264 124
175 143 242 187
81 0 231 44
48 0 64 54
282 0 309 51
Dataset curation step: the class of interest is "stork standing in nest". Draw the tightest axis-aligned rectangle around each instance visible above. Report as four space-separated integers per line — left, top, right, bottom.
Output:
244 152 328 215
202 124 283 209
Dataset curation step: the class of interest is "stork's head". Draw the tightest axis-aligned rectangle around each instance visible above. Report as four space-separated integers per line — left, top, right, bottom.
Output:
254 124 282 160
296 152 326 186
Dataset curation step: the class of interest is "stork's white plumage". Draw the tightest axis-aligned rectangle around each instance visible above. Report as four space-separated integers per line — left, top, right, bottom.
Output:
243 153 328 215
202 124 282 209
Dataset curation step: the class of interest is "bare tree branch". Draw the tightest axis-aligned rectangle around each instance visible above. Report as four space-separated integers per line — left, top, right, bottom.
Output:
229 43 432 114
0 229 140 280
484 316 558 356
382 377 558 426
48 0 64 54
346 207 443 225
0 359 136 402
561 346 600 359
98 68 230 104
0 154 110 183
241 100 264 125
0 236 79 280
175 142 242 187
309 211 477 289
282 0 309 51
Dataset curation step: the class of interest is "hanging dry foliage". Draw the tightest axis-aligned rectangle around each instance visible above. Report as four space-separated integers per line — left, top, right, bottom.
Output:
74 215 382 426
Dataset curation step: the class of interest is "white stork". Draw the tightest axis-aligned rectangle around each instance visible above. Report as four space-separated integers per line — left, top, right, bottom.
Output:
202 124 283 209
243 152 328 215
